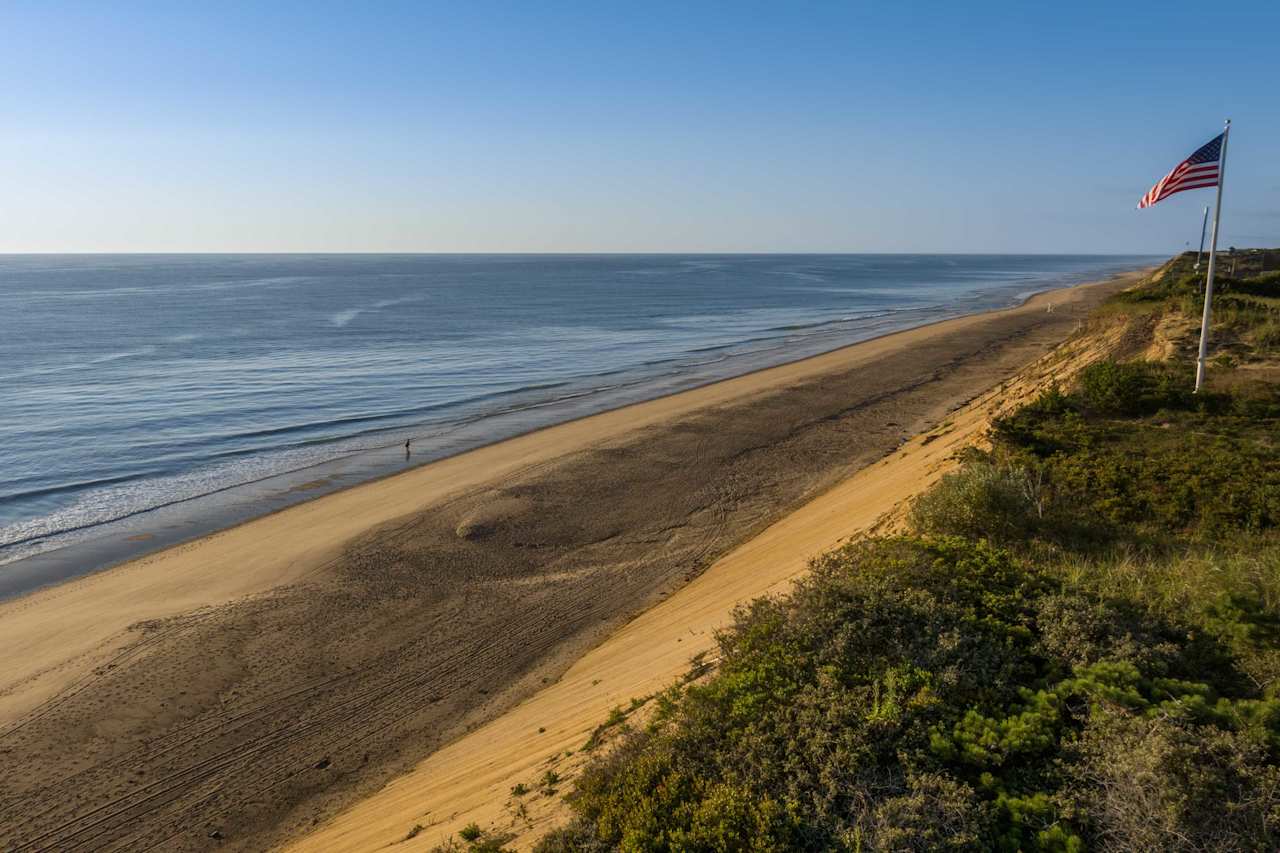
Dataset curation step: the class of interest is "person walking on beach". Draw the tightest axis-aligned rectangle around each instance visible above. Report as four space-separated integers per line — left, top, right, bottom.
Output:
404 439 411 458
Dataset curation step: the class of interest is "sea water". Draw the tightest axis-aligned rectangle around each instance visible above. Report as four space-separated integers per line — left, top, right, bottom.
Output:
0 254 1157 594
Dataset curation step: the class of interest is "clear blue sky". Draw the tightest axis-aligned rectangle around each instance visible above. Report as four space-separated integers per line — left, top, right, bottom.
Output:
2 1 1276 253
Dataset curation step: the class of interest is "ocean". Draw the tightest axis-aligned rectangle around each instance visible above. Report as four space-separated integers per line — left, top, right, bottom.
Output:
0 253 1157 594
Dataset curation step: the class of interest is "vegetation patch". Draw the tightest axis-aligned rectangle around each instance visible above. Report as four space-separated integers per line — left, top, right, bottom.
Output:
538 533 1280 851
428 827 517 853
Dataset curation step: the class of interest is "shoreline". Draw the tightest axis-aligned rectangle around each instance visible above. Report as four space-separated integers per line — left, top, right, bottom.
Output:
0 267 1150 601
0 269 1147 852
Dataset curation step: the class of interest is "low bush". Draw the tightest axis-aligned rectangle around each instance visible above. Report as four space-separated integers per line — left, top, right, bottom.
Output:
1057 544 1280 694
987 366 1280 542
909 462 1048 544
1075 359 1195 416
1254 320 1280 352
536 537 1280 851
1063 708 1280 852
430 828 517 853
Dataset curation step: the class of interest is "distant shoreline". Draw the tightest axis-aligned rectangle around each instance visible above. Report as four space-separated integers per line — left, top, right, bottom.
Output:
0 251 1167 256
0 258 1157 600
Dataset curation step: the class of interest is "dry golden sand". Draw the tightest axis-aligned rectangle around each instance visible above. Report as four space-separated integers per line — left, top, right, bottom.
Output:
286 300 1134 852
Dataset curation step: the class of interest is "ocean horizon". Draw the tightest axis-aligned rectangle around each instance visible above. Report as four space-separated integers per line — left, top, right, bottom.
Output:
0 253 1158 595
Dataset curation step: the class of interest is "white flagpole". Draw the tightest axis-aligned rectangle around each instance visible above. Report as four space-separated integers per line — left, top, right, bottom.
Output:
1195 119 1231 393
1195 205 1209 272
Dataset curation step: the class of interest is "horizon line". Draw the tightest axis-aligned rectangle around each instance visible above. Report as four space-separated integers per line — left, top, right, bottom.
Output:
0 250 1173 257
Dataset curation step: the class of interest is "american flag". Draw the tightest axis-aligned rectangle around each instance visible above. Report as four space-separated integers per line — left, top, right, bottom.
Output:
1137 133 1223 209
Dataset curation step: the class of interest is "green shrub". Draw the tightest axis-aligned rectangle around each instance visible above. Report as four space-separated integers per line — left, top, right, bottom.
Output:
430 826 518 853
1075 360 1193 416
909 462 1048 544
1078 361 1147 414
539 534 1280 851
1055 544 1280 694
1254 320 1280 352
869 773 986 851
986 365 1280 542
468 838 517 853
1063 708 1280 851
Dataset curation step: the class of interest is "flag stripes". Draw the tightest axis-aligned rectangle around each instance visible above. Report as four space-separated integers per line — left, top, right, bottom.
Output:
1137 133 1223 209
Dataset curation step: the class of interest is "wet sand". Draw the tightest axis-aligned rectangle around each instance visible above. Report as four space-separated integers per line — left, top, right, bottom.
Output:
0 272 1141 852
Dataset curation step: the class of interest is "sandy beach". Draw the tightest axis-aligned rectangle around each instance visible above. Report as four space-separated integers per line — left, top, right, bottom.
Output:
290 275 1142 852
0 271 1141 851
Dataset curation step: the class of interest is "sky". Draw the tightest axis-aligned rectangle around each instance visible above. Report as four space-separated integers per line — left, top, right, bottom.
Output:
1 1 1277 254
